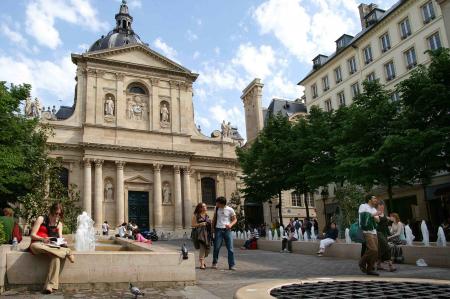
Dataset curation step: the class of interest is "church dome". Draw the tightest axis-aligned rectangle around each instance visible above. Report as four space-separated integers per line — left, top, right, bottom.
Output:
88 0 146 52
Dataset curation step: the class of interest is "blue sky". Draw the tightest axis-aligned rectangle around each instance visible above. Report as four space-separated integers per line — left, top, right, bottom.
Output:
0 0 396 138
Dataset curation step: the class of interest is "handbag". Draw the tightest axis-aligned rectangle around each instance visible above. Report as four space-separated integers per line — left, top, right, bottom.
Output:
190 227 200 249
349 222 365 243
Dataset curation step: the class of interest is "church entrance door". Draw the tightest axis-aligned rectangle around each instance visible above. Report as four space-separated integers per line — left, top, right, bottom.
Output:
128 191 149 231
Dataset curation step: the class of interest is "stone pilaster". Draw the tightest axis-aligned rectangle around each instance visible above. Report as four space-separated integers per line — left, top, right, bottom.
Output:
174 165 183 229
115 161 125 226
183 167 192 228
83 159 92 217
94 159 104 227
153 163 162 228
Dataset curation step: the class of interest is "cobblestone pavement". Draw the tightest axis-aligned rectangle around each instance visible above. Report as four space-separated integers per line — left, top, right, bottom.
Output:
2 239 450 298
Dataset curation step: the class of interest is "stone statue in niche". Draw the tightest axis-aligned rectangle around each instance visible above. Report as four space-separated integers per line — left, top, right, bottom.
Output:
104 179 114 201
127 96 146 120
104 95 115 116
160 102 170 127
162 182 171 204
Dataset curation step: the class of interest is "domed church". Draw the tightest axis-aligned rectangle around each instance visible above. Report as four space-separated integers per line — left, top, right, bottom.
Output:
45 0 241 233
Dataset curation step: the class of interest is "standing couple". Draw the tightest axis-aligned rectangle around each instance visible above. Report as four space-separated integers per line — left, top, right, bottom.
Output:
191 197 237 270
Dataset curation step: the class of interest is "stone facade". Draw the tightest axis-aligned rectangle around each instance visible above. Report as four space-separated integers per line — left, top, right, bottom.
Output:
42 3 240 234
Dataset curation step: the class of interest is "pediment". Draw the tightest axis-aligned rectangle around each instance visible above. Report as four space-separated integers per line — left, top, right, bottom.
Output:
84 44 193 75
125 175 152 184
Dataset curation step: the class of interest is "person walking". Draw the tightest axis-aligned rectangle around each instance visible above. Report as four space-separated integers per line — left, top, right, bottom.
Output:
212 197 237 270
29 202 75 294
358 195 380 276
192 203 212 269
316 222 338 256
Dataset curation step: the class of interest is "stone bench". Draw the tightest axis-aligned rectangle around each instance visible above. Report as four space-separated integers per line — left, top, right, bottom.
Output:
0 238 195 293
235 239 450 268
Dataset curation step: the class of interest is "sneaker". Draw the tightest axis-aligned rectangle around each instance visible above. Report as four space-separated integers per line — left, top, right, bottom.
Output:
318 253 323 257
211 264 218 269
280 250 285 253
366 271 380 276
229 266 236 271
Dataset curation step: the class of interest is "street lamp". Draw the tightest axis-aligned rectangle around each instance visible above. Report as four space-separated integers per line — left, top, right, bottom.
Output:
321 188 329 227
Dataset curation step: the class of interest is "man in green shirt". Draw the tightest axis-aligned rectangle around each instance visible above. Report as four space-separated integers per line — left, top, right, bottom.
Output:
358 195 380 276
0 208 15 244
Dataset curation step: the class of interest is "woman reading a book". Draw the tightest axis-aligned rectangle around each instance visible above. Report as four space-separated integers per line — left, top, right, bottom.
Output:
30 202 75 294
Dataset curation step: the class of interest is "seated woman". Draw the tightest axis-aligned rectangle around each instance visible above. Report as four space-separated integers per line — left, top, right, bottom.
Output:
133 229 152 244
241 228 259 250
388 213 406 245
29 202 75 294
281 224 297 253
317 222 338 256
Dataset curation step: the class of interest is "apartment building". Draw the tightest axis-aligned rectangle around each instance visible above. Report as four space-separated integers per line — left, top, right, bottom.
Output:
298 0 450 234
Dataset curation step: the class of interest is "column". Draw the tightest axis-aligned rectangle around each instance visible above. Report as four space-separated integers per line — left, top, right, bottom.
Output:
83 159 92 217
115 161 125 226
174 166 183 229
94 159 104 227
153 164 162 228
151 78 159 131
183 167 192 228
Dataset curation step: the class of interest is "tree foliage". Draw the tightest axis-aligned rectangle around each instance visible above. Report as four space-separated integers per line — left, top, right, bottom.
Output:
237 49 450 226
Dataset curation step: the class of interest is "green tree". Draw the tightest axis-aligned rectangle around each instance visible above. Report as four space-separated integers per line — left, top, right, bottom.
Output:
237 114 294 226
228 192 245 232
334 184 365 230
0 221 6 244
0 82 50 206
335 80 404 200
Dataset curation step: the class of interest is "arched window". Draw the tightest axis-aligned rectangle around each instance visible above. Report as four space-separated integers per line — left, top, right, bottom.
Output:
128 84 146 94
201 177 216 206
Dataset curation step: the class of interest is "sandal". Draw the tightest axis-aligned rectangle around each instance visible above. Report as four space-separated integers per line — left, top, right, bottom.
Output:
67 254 75 263
200 265 206 270
43 288 52 294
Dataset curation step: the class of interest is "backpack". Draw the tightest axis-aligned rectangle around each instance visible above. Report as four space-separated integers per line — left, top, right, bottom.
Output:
12 223 22 243
349 222 365 243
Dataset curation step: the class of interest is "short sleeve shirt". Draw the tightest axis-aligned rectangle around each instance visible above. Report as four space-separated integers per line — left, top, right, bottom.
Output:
215 206 236 229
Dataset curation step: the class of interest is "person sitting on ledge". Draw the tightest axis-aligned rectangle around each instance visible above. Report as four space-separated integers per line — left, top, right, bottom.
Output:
241 228 259 250
29 202 75 294
317 222 338 256
133 229 152 244
281 223 297 253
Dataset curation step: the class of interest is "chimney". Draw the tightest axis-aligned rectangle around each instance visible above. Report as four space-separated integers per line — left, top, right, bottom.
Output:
358 3 378 29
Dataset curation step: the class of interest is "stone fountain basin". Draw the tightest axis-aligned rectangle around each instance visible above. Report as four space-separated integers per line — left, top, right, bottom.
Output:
1 237 195 291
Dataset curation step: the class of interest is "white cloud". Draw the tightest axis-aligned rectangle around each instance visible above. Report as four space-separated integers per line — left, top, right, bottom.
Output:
193 51 200 59
197 62 245 91
78 43 90 51
267 72 303 101
25 0 108 49
196 18 203 26
0 54 76 106
253 0 360 63
232 43 276 79
214 47 220 55
153 38 178 62
186 30 198 41
195 116 211 129
0 24 28 48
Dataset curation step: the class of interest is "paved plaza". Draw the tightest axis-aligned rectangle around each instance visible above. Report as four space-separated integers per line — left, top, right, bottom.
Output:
2 239 450 298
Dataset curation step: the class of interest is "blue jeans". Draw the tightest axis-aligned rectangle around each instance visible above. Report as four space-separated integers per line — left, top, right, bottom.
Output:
213 228 235 268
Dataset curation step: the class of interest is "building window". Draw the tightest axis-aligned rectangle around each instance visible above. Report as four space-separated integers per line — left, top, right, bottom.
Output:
348 56 357 75
391 91 401 102
201 177 216 206
384 61 396 81
58 167 69 190
404 47 417 70
129 85 146 94
322 75 329 91
428 32 442 50
311 84 318 99
422 1 435 24
334 66 342 83
366 72 376 82
399 17 412 39
305 193 315 208
324 99 332 112
337 91 346 106
380 32 391 53
291 192 302 207
363 46 373 65
351 82 360 99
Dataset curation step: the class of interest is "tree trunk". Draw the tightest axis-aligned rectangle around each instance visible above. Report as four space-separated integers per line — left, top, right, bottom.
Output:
387 180 393 201
278 191 283 227
304 192 310 219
